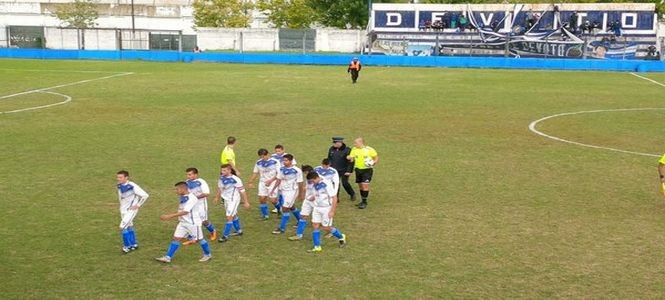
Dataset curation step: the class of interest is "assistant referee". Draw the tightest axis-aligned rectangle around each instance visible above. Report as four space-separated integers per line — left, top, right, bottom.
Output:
347 137 378 209
220 136 239 176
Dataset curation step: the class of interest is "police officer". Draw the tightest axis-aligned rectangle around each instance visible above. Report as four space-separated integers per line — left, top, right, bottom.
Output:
327 137 356 201
347 57 362 84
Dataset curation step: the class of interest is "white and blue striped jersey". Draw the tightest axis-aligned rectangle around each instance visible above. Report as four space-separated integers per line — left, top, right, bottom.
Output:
314 166 339 192
117 181 149 212
277 166 303 191
305 180 316 200
218 175 245 201
178 193 201 225
313 181 336 207
253 158 281 182
271 152 297 167
186 178 210 200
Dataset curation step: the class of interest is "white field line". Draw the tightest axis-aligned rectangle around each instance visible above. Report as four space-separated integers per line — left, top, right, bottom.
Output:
0 68 127 74
0 91 71 115
0 71 133 101
630 72 665 88
528 108 664 158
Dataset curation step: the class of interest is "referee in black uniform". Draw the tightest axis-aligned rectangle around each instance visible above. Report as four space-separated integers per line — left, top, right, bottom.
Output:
327 137 356 201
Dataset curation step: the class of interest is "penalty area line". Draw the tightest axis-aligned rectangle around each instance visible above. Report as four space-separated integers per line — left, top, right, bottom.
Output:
629 72 665 88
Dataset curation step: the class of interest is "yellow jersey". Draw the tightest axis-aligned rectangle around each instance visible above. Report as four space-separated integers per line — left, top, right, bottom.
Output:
221 146 236 165
349 146 378 170
659 154 665 164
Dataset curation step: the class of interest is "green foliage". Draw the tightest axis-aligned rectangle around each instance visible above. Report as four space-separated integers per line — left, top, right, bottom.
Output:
192 0 254 28
53 0 99 29
256 0 316 28
307 0 368 29
305 0 404 29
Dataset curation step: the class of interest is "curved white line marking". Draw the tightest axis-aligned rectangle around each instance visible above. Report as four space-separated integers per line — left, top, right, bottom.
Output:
528 108 665 158
0 71 132 114
0 91 72 114
0 72 133 101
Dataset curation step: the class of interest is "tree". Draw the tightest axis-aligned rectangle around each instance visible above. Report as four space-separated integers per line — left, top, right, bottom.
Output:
53 0 99 49
307 0 366 29
256 0 316 28
193 0 254 28
307 0 403 29
54 0 99 29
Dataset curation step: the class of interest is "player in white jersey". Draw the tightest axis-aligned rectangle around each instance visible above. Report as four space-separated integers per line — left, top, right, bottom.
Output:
270 144 297 214
116 170 149 254
271 154 305 235
315 158 340 195
184 168 217 245
214 164 250 243
247 148 281 220
315 159 341 238
288 165 316 241
155 181 211 263
305 172 347 253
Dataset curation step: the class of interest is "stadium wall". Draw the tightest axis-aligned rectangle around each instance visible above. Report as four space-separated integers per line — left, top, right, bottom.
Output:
196 28 364 52
0 48 664 72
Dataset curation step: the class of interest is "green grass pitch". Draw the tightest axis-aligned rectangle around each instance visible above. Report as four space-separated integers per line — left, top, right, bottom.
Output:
1 58 665 298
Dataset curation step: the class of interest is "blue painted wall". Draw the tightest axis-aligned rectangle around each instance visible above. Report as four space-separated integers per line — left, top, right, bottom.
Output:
0 48 663 72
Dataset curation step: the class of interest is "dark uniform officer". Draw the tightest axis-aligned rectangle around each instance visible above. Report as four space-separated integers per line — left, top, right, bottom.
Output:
347 57 362 84
327 137 356 201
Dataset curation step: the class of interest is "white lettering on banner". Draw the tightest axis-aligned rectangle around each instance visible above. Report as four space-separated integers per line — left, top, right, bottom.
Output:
386 13 402 26
576 12 587 26
622 13 637 28
602 13 608 31
480 13 494 25
431 12 446 22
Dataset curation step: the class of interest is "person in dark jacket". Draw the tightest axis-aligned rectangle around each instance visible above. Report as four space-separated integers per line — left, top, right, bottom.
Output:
327 137 356 201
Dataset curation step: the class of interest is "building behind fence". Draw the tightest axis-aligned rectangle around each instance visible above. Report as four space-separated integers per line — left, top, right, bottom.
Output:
0 2 663 60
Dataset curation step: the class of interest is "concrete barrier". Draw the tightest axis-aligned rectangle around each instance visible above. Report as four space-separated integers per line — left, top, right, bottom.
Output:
0 48 663 72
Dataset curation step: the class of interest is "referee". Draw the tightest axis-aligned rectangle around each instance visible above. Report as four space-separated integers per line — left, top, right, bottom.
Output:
220 136 239 176
327 137 356 201
347 137 378 209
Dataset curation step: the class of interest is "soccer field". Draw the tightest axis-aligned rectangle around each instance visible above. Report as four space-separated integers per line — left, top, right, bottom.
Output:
1 58 665 298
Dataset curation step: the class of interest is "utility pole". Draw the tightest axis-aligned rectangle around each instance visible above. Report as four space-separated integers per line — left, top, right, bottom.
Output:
131 0 136 33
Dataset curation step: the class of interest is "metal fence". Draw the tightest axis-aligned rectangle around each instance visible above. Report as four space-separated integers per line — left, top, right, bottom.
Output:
1 26 196 51
278 29 316 52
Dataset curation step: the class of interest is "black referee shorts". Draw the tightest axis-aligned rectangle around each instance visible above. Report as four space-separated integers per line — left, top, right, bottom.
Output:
355 168 373 184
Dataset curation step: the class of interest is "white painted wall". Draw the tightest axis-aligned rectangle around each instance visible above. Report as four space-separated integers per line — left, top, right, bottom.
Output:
316 29 363 52
197 28 278 51
44 27 79 49
197 28 364 52
0 26 7 46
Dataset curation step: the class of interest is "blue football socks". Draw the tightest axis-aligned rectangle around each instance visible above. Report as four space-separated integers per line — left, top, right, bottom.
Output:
166 240 180 258
200 239 211 256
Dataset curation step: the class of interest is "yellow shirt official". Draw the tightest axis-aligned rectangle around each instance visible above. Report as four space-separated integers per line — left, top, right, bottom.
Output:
349 146 378 170
221 146 235 165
